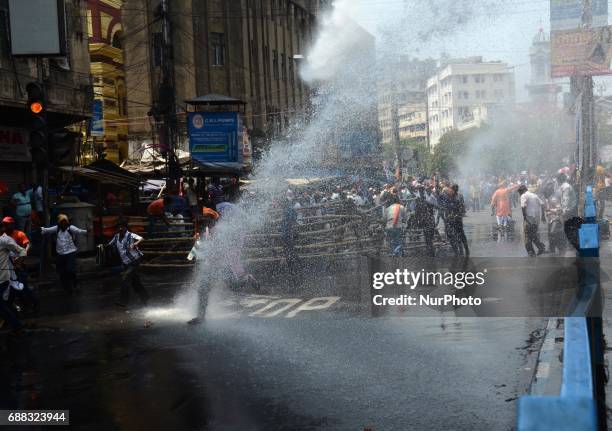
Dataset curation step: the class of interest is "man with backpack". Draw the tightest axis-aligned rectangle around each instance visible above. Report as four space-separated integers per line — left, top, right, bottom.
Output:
108 218 149 307
41 214 88 295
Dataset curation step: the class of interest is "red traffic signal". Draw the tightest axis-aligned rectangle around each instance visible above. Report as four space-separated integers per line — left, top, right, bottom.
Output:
29 101 44 114
26 82 45 115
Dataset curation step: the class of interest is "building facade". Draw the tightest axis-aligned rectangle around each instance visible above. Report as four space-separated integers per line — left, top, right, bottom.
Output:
426 56 516 147
378 58 436 146
0 0 91 210
86 0 128 163
122 0 327 160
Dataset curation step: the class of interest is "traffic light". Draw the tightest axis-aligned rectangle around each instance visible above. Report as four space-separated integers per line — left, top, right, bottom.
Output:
26 82 48 166
26 82 46 115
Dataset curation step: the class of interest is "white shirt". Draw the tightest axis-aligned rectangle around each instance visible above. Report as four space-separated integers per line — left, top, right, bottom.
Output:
111 231 143 265
166 213 184 232
520 191 543 223
184 183 198 206
34 186 43 212
41 225 87 255
0 234 26 283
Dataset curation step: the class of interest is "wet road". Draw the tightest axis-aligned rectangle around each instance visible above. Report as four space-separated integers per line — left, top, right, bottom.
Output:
0 209 548 431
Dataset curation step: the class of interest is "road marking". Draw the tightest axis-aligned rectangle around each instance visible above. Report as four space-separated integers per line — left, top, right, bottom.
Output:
536 362 550 379
249 298 303 317
285 297 341 318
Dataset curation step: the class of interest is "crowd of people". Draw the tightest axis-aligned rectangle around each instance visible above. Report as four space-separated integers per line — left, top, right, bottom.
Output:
1 165 609 334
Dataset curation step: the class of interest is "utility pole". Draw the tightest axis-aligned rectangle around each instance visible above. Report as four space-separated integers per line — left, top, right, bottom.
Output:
574 0 596 216
158 0 179 191
391 90 402 182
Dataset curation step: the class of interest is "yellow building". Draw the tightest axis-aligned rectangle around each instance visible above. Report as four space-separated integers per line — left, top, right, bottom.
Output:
86 0 128 163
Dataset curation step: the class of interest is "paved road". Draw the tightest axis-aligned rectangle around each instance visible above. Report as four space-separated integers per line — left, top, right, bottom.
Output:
0 209 548 431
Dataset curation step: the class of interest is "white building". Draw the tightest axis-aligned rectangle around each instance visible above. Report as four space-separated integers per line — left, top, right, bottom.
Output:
426 57 516 147
526 29 561 106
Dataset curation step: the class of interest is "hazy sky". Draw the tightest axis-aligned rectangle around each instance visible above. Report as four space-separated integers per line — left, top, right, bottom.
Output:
344 0 612 101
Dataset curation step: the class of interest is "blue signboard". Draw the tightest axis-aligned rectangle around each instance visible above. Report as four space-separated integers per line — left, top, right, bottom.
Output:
188 111 243 166
551 0 608 30
90 99 104 137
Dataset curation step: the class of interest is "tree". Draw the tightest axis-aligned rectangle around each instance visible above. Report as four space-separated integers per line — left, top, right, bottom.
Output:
430 128 474 176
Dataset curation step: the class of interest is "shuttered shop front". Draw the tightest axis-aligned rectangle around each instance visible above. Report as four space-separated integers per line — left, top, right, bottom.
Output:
0 127 31 215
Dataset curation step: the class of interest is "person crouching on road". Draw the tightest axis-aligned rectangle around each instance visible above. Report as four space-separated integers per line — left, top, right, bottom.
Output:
146 196 172 234
2 217 38 313
518 185 546 257
41 214 88 295
108 219 149 307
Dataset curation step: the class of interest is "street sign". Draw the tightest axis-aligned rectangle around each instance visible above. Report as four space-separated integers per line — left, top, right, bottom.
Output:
8 0 67 56
551 0 608 31
188 112 242 165
0 127 30 162
90 100 104 137
551 25 612 77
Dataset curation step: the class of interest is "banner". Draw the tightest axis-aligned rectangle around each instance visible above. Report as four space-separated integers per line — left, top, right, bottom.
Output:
90 99 104 137
551 25 612 77
0 127 30 162
188 111 242 166
551 0 608 31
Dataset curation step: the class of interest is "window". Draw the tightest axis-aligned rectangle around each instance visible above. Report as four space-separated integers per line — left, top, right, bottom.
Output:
211 32 225 66
462 75 468 84
273 50 279 79
288 57 294 81
476 90 481 98
463 91 469 99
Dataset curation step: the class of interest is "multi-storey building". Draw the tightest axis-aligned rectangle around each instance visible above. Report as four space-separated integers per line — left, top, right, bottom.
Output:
86 0 128 163
379 58 436 146
398 106 427 142
122 0 328 159
426 56 516 147
0 0 91 208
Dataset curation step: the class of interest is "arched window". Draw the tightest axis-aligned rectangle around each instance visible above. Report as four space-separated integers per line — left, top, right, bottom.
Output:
111 30 122 49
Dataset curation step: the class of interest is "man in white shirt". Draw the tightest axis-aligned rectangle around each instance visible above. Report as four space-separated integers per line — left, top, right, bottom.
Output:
0 227 27 331
41 214 88 295
108 219 148 307
518 185 546 256
556 173 577 222
183 178 198 217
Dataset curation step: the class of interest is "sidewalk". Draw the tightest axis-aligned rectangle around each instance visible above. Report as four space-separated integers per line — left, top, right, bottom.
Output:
599 205 612 429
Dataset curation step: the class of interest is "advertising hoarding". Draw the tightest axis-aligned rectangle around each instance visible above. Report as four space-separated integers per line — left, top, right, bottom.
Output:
551 25 612 77
0 127 30 162
8 0 66 56
551 0 608 31
90 100 104 137
188 112 243 166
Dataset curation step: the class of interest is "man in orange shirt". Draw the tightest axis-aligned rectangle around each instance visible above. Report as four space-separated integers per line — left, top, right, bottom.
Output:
2 217 30 252
2 217 38 313
490 181 518 242
146 196 172 234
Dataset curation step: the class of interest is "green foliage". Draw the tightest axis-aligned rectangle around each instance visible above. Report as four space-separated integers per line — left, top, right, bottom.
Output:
430 128 475 175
